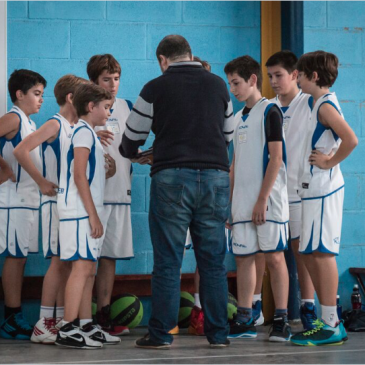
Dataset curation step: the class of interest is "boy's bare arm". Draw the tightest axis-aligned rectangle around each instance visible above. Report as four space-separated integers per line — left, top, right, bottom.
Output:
252 141 282 225
74 147 103 239
309 104 358 169
0 113 20 139
0 155 16 185
14 119 60 196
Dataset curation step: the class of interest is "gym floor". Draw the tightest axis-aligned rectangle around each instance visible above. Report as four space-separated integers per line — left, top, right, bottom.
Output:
1 325 365 364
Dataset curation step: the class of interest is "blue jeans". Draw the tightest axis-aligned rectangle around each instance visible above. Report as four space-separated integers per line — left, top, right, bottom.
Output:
148 168 230 344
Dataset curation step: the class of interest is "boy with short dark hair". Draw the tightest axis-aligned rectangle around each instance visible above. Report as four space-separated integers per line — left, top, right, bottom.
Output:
14 74 88 344
55 83 120 349
87 54 136 336
0 69 46 340
225 56 291 342
291 51 357 346
252 50 318 330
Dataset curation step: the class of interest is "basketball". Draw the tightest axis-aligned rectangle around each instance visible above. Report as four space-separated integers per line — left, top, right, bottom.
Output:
178 291 194 328
92 297 97 316
110 294 143 329
228 292 238 320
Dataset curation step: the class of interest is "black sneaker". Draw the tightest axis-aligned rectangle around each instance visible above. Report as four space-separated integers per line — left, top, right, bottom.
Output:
135 333 171 350
210 339 230 348
228 316 257 339
55 320 103 349
269 315 291 342
96 305 129 336
81 322 121 345
0 312 33 340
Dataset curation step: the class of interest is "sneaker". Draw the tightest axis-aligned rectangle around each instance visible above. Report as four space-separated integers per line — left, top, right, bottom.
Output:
96 305 129 336
168 325 179 335
81 322 121 345
135 334 171 350
55 320 103 349
210 339 230 348
228 317 257 339
269 316 291 342
252 300 264 326
291 319 348 346
300 302 318 331
0 312 33 340
188 306 204 336
31 317 58 344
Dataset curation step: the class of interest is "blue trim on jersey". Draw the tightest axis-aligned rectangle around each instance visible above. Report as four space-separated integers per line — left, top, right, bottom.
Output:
289 200 301 204
262 104 275 177
99 255 134 261
0 206 39 210
126 100 133 111
85 235 95 260
301 184 344 201
322 101 340 141
59 216 89 222
281 106 289 114
130 164 133 175
42 117 62 181
103 202 131 206
231 219 289 225
88 133 96 186
40 200 57 207
231 220 252 225
308 96 314 111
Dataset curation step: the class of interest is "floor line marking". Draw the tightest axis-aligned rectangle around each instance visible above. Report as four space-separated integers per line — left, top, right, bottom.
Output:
47 348 365 364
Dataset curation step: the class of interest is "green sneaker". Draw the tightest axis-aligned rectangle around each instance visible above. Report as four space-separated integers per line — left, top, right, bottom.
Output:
291 319 348 346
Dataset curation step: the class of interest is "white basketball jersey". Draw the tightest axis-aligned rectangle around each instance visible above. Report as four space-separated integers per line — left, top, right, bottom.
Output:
232 98 289 224
0 106 41 208
95 98 133 204
57 120 106 219
270 91 313 203
41 113 74 204
298 92 344 198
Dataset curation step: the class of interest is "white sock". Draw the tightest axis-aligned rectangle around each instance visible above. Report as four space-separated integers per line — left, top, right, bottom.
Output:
194 293 201 308
59 319 69 328
301 299 315 306
40 306 54 319
321 305 338 327
56 307 64 319
80 319 92 327
253 294 262 304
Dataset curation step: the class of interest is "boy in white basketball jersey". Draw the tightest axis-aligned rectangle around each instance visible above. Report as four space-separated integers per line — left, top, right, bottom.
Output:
252 51 318 330
55 83 120 349
291 51 357 346
225 56 291 342
14 75 88 344
0 69 46 340
87 54 138 336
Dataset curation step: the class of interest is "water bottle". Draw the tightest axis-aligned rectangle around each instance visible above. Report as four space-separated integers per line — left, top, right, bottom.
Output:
336 295 342 320
351 284 362 310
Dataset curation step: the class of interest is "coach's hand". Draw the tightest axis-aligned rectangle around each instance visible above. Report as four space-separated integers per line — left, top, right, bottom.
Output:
97 130 114 147
39 178 58 196
130 149 152 165
309 149 331 169
0 166 16 185
89 214 104 239
252 197 267 226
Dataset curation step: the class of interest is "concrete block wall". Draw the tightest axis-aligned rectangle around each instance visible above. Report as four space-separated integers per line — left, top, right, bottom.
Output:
5 1 260 280
304 1 365 311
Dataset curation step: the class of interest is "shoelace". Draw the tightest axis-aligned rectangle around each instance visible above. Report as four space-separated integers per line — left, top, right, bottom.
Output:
44 318 58 334
14 313 32 330
269 318 286 334
303 319 324 336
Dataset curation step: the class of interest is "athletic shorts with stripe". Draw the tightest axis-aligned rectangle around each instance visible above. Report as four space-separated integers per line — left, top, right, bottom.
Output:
0 208 39 257
300 187 344 256
59 217 102 261
230 221 289 256
41 201 60 258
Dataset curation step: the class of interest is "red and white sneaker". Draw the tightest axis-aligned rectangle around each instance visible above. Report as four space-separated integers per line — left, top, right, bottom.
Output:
31 317 58 344
188 306 205 336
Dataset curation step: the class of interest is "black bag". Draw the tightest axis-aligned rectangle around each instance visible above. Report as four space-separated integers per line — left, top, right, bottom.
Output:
344 309 365 332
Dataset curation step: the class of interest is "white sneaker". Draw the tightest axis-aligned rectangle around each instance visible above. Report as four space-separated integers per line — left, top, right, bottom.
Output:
81 322 121 345
55 321 103 349
31 317 58 344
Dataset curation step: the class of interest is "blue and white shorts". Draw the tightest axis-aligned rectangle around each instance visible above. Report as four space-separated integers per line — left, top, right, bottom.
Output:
41 201 60 258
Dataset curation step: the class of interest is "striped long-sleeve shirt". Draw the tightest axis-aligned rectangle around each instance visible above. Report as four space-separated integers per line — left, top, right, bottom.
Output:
120 61 235 175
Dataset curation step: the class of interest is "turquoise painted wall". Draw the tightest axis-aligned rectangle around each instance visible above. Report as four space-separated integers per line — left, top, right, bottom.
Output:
304 1 365 311
1 1 261 325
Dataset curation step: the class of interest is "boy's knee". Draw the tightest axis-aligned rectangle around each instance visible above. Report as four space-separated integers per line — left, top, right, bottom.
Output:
265 252 285 270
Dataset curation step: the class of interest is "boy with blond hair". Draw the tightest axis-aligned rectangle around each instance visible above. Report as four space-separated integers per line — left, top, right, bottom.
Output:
14 74 88 344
